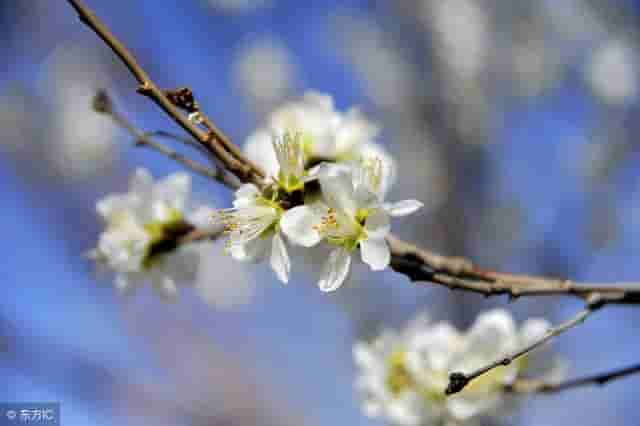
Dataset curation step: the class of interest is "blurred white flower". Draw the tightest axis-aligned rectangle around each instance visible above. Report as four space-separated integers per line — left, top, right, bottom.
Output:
40 43 118 179
586 39 639 105
281 162 422 291
0 89 38 156
233 38 296 111
354 309 563 425
244 91 396 196
421 0 489 83
331 12 417 113
89 169 213 299
217 183 291 283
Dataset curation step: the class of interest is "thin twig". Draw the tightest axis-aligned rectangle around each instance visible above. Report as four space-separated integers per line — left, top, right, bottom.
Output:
94 90 238 188
147 130 211 156
506 362 640 394
445 295 604 395
66 0 264 186
178 226 224 245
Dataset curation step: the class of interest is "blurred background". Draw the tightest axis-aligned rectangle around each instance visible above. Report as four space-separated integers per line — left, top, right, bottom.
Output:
2 0 640 425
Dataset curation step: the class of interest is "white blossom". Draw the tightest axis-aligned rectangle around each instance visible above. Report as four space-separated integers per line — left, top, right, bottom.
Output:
354 309 564 425
233 37 296 112
89 169 210 298
41 43 118 179
244 91 396 197
281 161 422 291
216 183 291 283
586 39 639 105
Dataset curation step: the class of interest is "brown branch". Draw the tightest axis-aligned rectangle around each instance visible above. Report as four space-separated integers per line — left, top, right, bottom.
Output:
147 130 212 156
387 235 640 306
506 362 640 394
162 86 263 174
66 0 264 186
445 296 603 395
178 226 224 245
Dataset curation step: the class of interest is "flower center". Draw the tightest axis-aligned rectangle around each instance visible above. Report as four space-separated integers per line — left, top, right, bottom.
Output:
313 207 366 251
217 198 280 251
141 208 191 268
385 349 447 403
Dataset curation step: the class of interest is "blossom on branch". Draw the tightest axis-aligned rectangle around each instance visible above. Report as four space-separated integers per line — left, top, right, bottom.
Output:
216 183 291 283
88 168 213 298
208 92 423 289
353 309 564 425
244 91 396 197
281 161 422 291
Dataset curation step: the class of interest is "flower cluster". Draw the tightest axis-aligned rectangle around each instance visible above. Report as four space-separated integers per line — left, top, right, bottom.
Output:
354 309 564 425
88 169 214 298
217 91 422 290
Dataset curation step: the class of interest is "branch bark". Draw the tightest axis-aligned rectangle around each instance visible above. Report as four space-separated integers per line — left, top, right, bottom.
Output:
387 235 640 305
67 0 264 186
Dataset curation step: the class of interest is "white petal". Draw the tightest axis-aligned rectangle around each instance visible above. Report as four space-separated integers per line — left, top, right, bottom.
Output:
334 108 379 154
280 206 322 247
96 194 131 221
153 274 179 300
407 323 461 373
244 130 279 177
318 247 351 292
359 142 396 197
236 183 260 199
520 318 551 346
360 237 390 271
384 200 424 217
319 169 357 215
364 208 391 239
302 90 334 111
270 232 291 283
466 309 518 356
447 396 498 421
230 237 270 262
233 183 260 208
157 172 191 211
353 342 381 370
186 206 218 231
129 168 153 197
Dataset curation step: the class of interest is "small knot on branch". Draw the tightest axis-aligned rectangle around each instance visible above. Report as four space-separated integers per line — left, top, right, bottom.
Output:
586 293 605 310
445 372 470 395
92 89 113 114
165 87 199 113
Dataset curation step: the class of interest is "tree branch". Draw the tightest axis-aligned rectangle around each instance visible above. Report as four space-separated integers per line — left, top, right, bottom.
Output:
445 296 603 395
178 226 224 245
387 235 640 305
66 0 264 186
94 90 239 188
506 362 640 394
